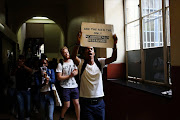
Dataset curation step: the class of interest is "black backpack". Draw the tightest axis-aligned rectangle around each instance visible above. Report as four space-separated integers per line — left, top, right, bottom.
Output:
80 59 101 79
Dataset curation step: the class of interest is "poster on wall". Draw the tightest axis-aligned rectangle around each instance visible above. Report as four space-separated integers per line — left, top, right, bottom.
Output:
80 22 114 48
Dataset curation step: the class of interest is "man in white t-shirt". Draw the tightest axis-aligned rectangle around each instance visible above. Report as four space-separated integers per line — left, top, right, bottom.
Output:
56 46 80 120
71 32 118 120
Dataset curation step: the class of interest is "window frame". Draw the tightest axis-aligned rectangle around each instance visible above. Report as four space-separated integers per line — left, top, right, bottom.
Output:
124 0 171 87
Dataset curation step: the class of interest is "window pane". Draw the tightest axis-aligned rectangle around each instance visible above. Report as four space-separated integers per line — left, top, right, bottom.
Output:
142 0 162 16
166 0 169 7
125 0 139 23
145 47 164 83
142 11 163 48
166 8 170 46
126 20 140 51
128 50 141 78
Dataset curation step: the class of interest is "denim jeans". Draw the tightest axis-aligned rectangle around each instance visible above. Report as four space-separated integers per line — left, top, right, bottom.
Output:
16 90 31 120
40 93 54 120
80 98 105 120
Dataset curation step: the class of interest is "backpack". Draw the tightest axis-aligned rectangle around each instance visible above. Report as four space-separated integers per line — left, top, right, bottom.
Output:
80 59 101 79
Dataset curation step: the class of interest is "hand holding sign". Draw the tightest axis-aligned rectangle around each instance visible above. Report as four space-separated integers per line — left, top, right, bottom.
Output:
80 22 114 48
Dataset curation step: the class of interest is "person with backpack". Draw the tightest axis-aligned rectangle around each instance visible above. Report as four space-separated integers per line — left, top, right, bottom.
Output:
56 46 80 120
71 31 118 120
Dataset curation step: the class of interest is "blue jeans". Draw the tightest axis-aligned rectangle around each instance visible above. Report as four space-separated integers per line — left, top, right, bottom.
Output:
40 92 54 120
80 98 105 120
16 90 31 120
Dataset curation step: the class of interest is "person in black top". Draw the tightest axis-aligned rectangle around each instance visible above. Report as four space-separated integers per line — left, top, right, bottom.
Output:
15 55 33 120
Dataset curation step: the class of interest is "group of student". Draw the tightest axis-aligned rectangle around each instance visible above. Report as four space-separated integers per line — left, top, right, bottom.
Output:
13 31 118 120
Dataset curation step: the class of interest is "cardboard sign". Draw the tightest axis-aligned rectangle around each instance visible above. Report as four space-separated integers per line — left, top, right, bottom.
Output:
81 22 114 48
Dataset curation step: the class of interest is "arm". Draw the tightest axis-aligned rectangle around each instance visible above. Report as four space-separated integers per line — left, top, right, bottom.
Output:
71 32 81 66
56 70 77 81
18 60 33 73
49 69 56 84
105 34 118 65
23 64 33 73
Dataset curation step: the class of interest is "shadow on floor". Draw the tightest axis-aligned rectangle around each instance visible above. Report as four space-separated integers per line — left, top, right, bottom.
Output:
0 106 76 120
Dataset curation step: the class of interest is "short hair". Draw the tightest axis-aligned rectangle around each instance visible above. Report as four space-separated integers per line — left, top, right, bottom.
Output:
60 46 68 55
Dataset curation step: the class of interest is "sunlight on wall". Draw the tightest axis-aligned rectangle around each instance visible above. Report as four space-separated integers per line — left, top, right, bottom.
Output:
104 0 125 63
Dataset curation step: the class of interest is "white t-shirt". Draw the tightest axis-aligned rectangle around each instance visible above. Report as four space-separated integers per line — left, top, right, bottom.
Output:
56 59 78 88
78 58 106 98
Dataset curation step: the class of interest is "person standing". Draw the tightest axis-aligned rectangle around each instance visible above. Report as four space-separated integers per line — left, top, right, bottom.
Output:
36 58 56 120
15 55 33 120
71 32 118 120
56 46 80 120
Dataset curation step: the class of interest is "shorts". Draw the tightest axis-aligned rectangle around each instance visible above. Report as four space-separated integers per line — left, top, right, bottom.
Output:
62 88 79 101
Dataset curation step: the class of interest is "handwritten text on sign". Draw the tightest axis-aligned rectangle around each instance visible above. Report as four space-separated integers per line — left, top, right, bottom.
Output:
81 22 114 48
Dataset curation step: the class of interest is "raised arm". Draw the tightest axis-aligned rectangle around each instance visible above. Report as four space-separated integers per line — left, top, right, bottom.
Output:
71 32 81 66
105 34 118 65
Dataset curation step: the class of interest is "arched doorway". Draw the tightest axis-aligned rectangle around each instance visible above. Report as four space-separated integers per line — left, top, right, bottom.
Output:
17 16 65 61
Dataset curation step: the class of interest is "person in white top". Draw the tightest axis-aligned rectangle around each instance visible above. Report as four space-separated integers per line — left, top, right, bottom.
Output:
56 46 80 120
71 32 118 120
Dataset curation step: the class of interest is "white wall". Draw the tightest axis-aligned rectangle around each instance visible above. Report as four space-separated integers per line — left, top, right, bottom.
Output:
104 0 125 63
17 23 26 54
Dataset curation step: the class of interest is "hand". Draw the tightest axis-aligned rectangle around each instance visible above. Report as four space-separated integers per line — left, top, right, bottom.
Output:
45 77 50 84
113 34 118 48
77 31 82 45
69 70 76 78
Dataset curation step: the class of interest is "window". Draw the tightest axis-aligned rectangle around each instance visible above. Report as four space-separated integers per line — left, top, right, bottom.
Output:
125 0 171 86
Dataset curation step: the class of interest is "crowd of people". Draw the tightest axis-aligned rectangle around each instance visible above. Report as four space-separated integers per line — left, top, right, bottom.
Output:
7 31 118 120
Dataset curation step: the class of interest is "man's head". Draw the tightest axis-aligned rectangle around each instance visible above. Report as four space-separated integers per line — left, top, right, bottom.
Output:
83 47 95 61
60 46 70 60
18 55 25 65
40 59 48 67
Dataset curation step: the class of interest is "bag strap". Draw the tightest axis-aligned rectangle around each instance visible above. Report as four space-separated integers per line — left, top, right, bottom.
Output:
80 59 101 79
80 60 88 79
95 59 101 72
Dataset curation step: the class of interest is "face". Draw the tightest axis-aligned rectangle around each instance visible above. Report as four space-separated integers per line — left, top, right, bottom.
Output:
42 59 48 67
18 58 25 65
62 48 70 59
84 47 95 60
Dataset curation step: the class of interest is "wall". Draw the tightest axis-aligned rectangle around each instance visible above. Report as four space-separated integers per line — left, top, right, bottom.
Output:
170 1 180 66
44 24 64 59
17 23 26 54
105 0 125 63
0 0 6 24
26 23 44 38
169 1 180 114
66 0 106 57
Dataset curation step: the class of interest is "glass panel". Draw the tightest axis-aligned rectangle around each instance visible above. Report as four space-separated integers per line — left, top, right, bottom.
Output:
142 11 163 48
166 0 169 7
142 0 162 17
166 8 170 46
125 0 139 23
145 47 164 83
128 50 141 78
126 20 140 51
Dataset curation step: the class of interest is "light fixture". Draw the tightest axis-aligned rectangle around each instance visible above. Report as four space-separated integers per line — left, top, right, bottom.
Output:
0 23 5 29
32 17 49 19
